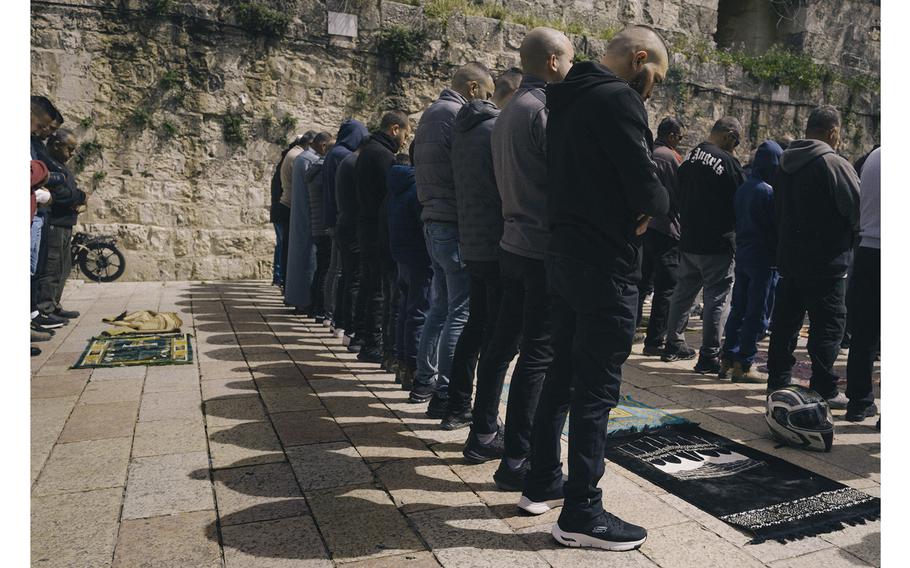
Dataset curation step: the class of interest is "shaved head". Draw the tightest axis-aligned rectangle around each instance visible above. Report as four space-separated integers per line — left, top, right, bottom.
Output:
520 27 575 82
602 25 670 100
452 62 495 101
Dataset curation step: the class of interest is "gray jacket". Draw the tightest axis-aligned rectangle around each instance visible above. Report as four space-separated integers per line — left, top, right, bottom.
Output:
414 88 467 223
491 75 549 259
452 100 502 262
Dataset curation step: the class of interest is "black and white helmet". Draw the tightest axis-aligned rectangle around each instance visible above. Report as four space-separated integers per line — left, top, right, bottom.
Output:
766 386 834 452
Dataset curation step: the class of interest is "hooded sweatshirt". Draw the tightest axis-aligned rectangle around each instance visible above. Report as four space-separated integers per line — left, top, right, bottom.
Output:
677 141 745 255
648 143 682 240
773 138 861 279
545 61 669 282
859 147 880 249
733 140 783 268
387 164 431 267
414 88 467 223
323 119 369 228
355 130 400 255
492 75 549 260
452 99 502 262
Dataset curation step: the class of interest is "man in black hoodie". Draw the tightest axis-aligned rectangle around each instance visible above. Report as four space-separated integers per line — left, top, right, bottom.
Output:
766 105 860 408
661 118 745 374
354 110 411 363
520 26 669 551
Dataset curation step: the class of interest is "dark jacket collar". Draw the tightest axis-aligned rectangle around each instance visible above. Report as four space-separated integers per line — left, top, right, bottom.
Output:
370 130 400 153
520 74 547 90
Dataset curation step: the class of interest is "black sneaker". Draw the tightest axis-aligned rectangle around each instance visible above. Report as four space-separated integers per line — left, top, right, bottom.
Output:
641 345 663 357
33 314 65 329
356 348 383 364
845 402 878 422
31 346 41 356
347 338 363 353
661 345 696 362
441 409 473 430
518 482 565 515
493 460 529 492
425 394 449 419
462 427 504 464
31 321 55 336
54 308 80 319
552 511 648 551
694 355 721 374
409 375 439 403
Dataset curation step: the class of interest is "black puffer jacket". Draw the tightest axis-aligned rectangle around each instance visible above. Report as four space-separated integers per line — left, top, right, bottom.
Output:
414 88 467 223
451 100 502 262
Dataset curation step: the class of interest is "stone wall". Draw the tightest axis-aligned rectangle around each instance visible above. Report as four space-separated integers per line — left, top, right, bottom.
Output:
31 0 880 281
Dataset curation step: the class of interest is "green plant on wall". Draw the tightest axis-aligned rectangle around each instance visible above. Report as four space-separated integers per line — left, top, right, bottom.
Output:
130 108 152 128
160 119 178 139
222 113 246 146
147 0 173 16
159 69 184 90
377 26 428 68
73 140 103 174
79 116 94 129
279 114 297 133
233 2 290 37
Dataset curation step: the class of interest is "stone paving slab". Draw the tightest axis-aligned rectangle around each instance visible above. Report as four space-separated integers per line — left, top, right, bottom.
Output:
31 281 881 568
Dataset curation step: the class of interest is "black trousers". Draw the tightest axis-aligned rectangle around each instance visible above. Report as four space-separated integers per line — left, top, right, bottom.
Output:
470 249 552 461
279 220 291 285
309 235 332 318
767 275 848 398
37 224 73 315
357 228 384 351
846 247 879 409
448 260 503 416
337 229 362 337
637 230 680 348
381 259 399 358
524 253 638 522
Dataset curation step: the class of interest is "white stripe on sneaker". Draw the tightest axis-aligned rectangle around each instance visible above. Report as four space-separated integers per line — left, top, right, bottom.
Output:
552 524 647 551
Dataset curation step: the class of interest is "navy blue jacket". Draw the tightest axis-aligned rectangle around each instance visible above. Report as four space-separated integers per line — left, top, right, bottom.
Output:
387 164 430 267
323 119 368 228
734 140 783 268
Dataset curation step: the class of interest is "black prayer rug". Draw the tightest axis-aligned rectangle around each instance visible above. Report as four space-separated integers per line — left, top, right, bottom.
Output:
604 423 880 543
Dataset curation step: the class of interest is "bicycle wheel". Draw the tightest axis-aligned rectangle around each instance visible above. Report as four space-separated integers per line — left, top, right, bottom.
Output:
78 242 126 282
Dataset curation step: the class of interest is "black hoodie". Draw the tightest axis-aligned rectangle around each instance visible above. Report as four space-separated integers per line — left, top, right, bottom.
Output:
545 61 669 282
451 99 502 262
355 130 400 255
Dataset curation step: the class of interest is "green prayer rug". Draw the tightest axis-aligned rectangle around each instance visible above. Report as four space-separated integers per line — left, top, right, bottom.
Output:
73 333 194 368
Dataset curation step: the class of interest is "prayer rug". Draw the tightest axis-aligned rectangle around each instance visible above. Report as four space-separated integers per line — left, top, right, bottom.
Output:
606 395 691 437
73 333 194 368
604 423 880 543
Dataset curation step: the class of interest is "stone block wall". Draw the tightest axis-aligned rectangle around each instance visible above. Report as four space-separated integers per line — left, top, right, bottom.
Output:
31 0 880 281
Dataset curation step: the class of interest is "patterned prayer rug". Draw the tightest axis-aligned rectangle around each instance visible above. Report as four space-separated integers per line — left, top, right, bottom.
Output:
606 396 691 437
604 423 880 543
73 333 194 368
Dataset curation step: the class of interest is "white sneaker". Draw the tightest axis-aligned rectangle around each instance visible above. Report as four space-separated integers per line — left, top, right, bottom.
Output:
342 334 352 346
518 494 563 515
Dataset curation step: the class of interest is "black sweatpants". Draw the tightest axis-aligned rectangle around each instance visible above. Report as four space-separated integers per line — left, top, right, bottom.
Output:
846 247 879 410
524 253 638 522
381 258 399 358
337 228 362 337
637 230 680 348
447 260 502 417
767 275 848 398
309 235 332 318
357 227 384 352
470 249 552 461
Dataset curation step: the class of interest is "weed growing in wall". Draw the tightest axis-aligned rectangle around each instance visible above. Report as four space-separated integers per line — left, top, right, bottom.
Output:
222 113 247 146
160 119 178 139
73 140 103 174
234 2 290 37
130 108 152 128
377 26 429 67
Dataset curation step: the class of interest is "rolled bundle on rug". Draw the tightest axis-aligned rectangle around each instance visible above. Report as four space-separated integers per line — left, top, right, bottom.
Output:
101 310 183 335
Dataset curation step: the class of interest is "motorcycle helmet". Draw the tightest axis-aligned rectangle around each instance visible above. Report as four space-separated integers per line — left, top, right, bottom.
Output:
766 385 834 452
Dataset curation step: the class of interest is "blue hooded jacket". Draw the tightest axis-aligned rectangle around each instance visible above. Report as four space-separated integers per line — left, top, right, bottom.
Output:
323 119 368 228
734 140 784 268
387 164 430 267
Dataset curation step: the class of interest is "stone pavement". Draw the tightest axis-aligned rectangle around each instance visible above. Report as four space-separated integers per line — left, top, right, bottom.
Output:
31 281 881 568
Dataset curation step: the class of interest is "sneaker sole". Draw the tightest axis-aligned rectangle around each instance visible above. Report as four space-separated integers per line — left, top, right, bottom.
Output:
35 321 65 329
661 353 696 363
517 495 563 515
462 449 501 464
441 419 472 431
552 525 647 551
408 394 433 403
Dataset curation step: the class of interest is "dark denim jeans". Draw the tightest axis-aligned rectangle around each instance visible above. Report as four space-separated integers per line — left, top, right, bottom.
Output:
722 264 779 366
846 247 879 409
637 230 680 348
415 222 471 396
447 260 503 416
470 250 552 462
382 259 399 358
767 275 848 398
337 228 362 337
396 261 432 369
524 253 638 523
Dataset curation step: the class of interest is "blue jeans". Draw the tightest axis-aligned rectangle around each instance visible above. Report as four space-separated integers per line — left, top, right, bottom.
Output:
722 264 779 366
272 221 286 285
396 261 432 369
415 222 471 396
31 215 44 276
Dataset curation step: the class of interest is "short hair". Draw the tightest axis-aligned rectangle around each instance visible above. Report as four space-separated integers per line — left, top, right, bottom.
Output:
452 62 493 92
520 28 573 77
657 117 684 138
605 25 670 66
494 68 523 101
711 116 742 136
47 127 76 147
312 131 333 146
302 130 317 144
31 95 64 124
395 153 411 166
806 105 841 134
380 110 410 131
